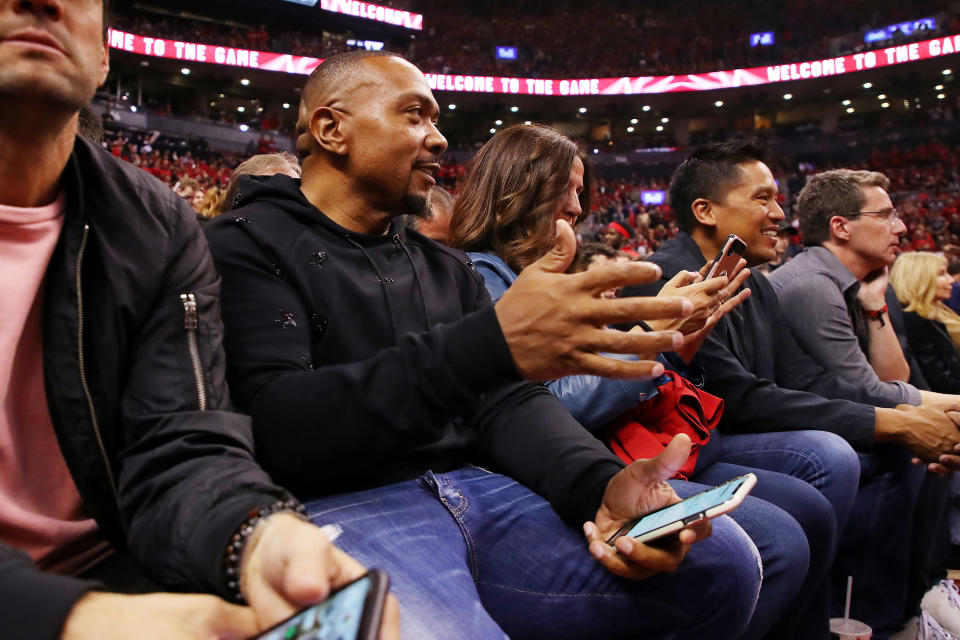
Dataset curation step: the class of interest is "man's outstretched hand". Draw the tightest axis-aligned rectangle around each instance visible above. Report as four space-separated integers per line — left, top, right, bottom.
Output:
496 220 692 381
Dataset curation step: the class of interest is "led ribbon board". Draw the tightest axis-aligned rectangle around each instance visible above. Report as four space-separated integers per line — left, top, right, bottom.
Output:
319 0 422 30
108 30 960 94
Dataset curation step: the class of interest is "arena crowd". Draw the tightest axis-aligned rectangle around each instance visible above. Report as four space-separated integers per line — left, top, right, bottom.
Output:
7 2 960 640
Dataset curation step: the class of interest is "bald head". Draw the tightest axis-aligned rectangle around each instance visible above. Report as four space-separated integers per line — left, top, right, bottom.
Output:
296 52 433 163
298 51 402 135
293 50 447 231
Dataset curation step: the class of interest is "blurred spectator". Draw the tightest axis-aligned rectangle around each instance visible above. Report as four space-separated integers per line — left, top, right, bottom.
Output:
891 252 960 393
221 151 301 214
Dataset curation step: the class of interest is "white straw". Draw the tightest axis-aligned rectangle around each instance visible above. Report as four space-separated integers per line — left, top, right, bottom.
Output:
844 575 853 620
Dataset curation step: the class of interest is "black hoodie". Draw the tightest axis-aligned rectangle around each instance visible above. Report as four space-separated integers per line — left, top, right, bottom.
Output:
205 174 626 525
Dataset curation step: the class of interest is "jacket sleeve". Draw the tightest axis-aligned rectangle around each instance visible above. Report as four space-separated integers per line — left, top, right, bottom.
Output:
699 319 878 450
0 544 98 640
471 382 626 525
775 272 919 406
469 257 625 521
117 201 293 597
206 221 522 494
767 298 902 409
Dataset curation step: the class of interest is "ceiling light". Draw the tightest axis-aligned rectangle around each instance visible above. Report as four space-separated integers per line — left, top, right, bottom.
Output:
510 106 519 112
783 93 793 100
714 100 723 107
578 107 587 113
180 68 190 75
240 78 250 86
642 105 651 111
656 125 664 131
661 117 669 123
862 82 872 89
842 99 851 106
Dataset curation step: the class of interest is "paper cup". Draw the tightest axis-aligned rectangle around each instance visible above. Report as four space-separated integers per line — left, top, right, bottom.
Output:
829 617 872 640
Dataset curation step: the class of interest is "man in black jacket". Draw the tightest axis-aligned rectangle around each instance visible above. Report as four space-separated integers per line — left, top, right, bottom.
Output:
206 50 770 640
0 1 393 639
626 139 960 637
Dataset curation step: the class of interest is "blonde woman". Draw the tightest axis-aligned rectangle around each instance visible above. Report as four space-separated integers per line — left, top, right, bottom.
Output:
890 252 960 392
196 187 224 220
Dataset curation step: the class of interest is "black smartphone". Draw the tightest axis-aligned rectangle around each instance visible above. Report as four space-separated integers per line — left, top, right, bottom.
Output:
705 234 747 280
247 569 389 640
606 473 756 545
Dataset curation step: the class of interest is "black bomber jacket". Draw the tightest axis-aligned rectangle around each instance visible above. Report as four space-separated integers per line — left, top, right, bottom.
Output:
0 137 292 640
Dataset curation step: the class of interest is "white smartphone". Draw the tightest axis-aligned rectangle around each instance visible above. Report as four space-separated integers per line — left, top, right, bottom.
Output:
606 473 757 545
246 569 389 640
706 234 747 280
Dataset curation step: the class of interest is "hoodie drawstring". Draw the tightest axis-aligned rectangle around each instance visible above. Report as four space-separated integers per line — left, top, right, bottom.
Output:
394 234 433 331
344 235 403 344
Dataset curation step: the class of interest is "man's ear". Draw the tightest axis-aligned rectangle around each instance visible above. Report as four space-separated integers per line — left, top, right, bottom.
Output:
309 106 347 156
829 215 851 241
691 197 717 228
97 40 110 87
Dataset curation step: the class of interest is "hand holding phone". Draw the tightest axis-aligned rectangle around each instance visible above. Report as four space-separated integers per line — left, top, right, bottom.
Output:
606 473 756 545
706 234 747 280
247 570 389 640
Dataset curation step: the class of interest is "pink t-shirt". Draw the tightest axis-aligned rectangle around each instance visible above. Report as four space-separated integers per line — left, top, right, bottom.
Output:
0 196 109 575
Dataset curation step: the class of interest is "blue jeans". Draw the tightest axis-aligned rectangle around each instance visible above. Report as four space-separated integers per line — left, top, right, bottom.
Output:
677 474 808 640
697 429 862 640
306 466 763 640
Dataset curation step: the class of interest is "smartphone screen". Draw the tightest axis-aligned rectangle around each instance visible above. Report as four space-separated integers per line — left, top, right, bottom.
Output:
252 574 374 640
622 475 751 540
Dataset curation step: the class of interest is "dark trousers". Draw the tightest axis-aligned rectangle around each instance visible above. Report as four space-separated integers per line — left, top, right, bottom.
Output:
833 445 950 639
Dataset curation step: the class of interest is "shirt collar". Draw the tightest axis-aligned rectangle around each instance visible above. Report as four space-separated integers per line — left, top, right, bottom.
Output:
806 245 860 293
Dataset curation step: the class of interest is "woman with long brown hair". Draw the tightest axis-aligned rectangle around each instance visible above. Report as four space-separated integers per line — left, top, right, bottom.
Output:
450 123 854 640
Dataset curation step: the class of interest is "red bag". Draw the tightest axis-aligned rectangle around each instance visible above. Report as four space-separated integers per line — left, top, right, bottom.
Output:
605 371 724 480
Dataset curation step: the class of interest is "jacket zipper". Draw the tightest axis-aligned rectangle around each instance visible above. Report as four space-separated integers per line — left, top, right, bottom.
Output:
76 224 121 503
180 293 207 411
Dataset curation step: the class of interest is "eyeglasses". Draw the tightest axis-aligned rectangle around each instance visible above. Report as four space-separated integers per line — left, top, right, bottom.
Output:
838 208 901 227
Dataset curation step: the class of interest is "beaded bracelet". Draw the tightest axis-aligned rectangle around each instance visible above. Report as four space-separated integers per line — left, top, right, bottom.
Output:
223 499 308 603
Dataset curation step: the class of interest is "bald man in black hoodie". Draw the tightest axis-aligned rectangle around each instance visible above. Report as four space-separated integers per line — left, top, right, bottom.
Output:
206 50 772 640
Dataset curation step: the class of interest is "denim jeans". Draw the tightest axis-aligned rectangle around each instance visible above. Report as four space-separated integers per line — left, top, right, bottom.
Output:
306 466 763 640
834 446 949 639
697 429 862 640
